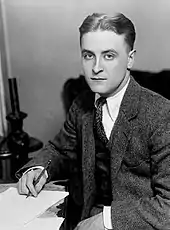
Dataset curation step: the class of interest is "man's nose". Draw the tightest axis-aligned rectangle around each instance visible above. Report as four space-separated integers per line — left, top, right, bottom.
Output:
92 58 103 75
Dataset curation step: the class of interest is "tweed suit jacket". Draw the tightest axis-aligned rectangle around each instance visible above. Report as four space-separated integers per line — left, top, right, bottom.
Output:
17 76 170 229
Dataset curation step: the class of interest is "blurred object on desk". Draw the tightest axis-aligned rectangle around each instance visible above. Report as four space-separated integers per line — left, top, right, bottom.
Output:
0 78 43 183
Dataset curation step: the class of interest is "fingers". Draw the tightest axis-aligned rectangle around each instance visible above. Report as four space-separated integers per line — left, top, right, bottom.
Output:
17 169 47 197
26 170 39 197
35 173 47 194
17 172 29 195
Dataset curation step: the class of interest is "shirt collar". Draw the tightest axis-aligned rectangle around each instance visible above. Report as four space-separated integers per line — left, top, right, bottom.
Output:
95 78 130 120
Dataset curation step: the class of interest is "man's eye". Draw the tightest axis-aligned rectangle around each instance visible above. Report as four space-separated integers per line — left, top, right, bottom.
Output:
104 54 115 60
83 53 94 60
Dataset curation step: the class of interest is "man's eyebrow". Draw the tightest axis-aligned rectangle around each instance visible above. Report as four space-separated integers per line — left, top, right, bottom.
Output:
81 49 118 55
81 49 94 54
102 49 118 55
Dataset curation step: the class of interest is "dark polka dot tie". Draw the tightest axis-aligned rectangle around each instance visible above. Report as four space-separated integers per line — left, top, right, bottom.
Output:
94 97 108 144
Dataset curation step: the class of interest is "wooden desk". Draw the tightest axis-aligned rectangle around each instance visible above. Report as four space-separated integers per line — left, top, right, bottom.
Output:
0 183 16 193
0 181 65 193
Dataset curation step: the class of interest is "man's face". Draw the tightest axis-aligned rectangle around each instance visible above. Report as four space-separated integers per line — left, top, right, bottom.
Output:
80 30 134 97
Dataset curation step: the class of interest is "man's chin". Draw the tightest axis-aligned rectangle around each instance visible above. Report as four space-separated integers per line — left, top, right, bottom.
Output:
90 87 108 96
89 85 104 92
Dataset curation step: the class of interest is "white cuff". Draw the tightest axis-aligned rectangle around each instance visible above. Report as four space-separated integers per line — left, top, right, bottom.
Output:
103 206 113 229
23 166 48 178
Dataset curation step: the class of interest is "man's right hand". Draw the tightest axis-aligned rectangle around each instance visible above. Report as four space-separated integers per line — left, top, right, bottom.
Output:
17 169 47 197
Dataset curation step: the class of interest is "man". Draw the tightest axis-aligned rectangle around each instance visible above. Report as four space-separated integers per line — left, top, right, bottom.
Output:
17 13 170 230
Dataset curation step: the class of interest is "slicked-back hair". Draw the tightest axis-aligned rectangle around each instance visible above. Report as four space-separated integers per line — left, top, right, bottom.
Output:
79 13 136 51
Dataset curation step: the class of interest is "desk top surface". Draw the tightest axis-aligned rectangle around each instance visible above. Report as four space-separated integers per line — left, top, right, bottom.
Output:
0 183 16 193
0 181 65 193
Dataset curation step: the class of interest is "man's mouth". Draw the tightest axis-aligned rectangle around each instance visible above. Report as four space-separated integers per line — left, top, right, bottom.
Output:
91 77 106 80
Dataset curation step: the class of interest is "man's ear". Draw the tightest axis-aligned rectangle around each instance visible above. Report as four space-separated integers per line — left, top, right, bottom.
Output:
127 49 136 70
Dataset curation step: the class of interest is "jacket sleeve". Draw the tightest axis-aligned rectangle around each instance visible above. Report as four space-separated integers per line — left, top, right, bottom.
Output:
16 97 79 181
111 116 170 230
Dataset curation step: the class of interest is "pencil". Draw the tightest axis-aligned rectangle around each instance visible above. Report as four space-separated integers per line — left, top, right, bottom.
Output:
26 160 51 198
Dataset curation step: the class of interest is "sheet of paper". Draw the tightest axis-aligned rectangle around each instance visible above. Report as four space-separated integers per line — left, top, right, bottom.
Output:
21 217 64 230
0 187 68 230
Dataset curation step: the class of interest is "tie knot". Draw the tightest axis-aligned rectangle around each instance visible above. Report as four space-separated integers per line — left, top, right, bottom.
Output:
96 97 106 108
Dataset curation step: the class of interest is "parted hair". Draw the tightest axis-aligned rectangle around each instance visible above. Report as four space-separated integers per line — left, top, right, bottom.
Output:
79 12 136 51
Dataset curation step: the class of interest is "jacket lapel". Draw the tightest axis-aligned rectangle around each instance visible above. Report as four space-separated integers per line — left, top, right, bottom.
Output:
108 110 132 180
82 110 95 192
108 76 141 180
81 99 96 218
